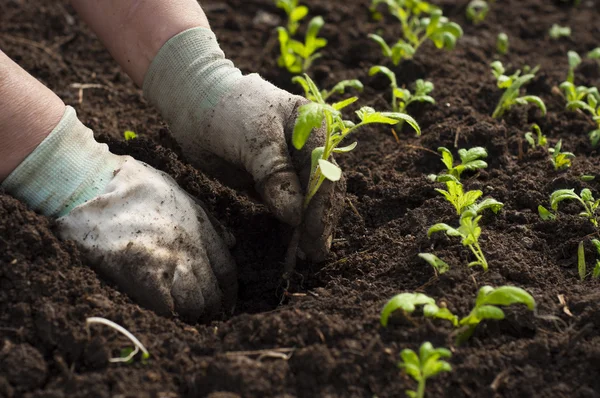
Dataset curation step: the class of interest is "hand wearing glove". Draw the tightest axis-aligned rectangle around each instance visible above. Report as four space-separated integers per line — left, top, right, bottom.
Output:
143 28 345 261
2 106 237 321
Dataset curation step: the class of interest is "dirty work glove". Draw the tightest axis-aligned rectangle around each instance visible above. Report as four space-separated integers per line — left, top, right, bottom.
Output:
143 27 345 262
1 106 237 321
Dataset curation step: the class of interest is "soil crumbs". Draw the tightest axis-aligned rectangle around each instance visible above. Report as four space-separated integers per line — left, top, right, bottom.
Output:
3 0 600 397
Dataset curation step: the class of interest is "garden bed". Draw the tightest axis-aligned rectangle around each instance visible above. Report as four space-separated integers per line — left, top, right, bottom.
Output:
2 0 600 396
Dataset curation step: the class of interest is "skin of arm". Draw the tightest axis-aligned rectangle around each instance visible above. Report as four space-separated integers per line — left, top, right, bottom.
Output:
0 50 65 181
70 0 211 86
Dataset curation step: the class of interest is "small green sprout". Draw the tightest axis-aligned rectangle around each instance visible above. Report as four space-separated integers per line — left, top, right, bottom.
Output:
496 32 509 55
428 211 490 271
566 51 582 84
380 292 457 327
581 175 596 182
546 188 600 227
434 146 487 181
537 205 556 221
368 3 463 66
549 140 574 170
566 92 600 146
275 0 308 35
418 253 450 274
86 317 150 364
294 76 364 102
578 240 586 280
524 123 547 148
588 48 600 60
457 285 535 343
490 61 546 118
398 342 452 398
591 239 600 278
123 130 138 141
277 16 327 73
549 24 571 39
466 0 490 24
285 74 420 276
368 66 435 124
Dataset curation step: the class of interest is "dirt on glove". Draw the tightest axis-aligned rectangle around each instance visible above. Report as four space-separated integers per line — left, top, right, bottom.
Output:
2 0 600 397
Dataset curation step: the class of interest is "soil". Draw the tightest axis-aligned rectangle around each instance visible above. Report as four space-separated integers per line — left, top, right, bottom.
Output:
2 0 600 397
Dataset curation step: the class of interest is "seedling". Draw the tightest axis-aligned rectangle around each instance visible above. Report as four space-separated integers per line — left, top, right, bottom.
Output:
578 240 586 280
466 0 489 24
490 61 546 118
549 24 571 39
543 188 600 227
566 92 600 146
368 66 435 127
398 342 452 398
293 76 364 102
86 317 150 364
524 123 547 148
275 0 308 35
277 16 327 73
434 181 503 216
381 292 457 327
368 3 463 66
123 130 138 141
566 51 581 84
496 32 509 55
284 74 420 277
549 140 574 170
418 253 450 274
588 48 600 60
433 147 487 181
428 211 490 271
457 285 535 343
591 239 600 278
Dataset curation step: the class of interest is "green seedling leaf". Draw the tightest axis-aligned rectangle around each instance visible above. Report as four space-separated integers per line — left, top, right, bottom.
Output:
380 292 457 327
318 159 342 181
332 96 359 111
123 130 138 141
293 102 325 149
578 240 586 280
538 205 556 221
418 253 450 274
398 342 452 398
496 32 509 55
549 24 571 39
588 48 600 60
581 175 596 182
333 142 358 153
466 0 489 24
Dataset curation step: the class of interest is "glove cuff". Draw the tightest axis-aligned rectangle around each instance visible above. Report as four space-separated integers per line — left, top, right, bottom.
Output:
1 106 125 217
142 27 242 135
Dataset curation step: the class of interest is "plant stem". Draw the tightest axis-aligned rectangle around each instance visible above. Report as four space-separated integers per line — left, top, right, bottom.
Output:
417 378 426 398
86 317 149 363
469 242 488 271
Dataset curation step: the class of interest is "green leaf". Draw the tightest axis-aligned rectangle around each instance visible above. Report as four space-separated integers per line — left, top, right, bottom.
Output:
318 159 342 182
538 205 556 221
473 305 505 321
479 286 536 310
568 50 582 69
581 175 596 182
333 142 358 153
550 189 580 210
292 76 311 99
380 292 435 326
438 147 454 171
292 102 325 150
578 240 586 280
310 146 325 176
520 96 547 115
369 65 397 87
332 96 359 111
123 130 138 141
593 261 600 279
328 79 364 96
290 5 308 23
379 112 421 135
368 34 392 58
496 32 509 55
588 47 600 60
418 253 450 274
427 223 462 237
470 198 504 214
458 147 487 163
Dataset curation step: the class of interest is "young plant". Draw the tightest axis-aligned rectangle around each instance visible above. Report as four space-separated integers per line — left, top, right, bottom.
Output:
588 48 600 60
457 285 535 343
123 130 138 141
380 292 458 327
86 317 150 364
542 188 600 227
466 0 490 25
369 66 435 117
490 61 546 118
524 123 547 148
277 16 327 73
496 32 509 55
285 74 420 276
398 342 452 398
433 147 487 181
566 92 600 147
428 211 490 271
566 50 581 84
549 24 571 39
368 3 463 66
549 140 574 170
582 239 600 280
294 77 364 102
275 0 308 35
418 253 450 275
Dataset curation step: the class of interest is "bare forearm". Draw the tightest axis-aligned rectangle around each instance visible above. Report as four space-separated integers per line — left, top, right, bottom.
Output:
0 50 65 181
70 0 211 86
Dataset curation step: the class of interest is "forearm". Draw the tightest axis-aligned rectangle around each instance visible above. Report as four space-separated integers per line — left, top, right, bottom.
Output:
70 0 211 86
0 50 65 181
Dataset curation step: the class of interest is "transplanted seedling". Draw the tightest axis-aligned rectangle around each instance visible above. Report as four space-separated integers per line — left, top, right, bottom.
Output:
123 130 138 141
524 123 547 148
490 61 546 118
549 140 574 170
293 76 364 102
284 74 420 277
368 66 434 130
578 239 600 280
398 342 452 398
275 0 308 35
496 32 509 55
457 285 535 343
466 0 490 25
566 92 600 147
277 16 327 73
433 146 487 181
380 292 458 326
539 188 600 227
86 317 150 364
369 0 463 66
428 211 490 271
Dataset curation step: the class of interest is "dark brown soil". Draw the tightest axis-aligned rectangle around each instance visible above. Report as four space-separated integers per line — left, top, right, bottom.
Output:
3 0 600 397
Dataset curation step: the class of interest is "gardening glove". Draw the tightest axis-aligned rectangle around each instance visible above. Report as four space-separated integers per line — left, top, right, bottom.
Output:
1 106 237 321
143 27 345 262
